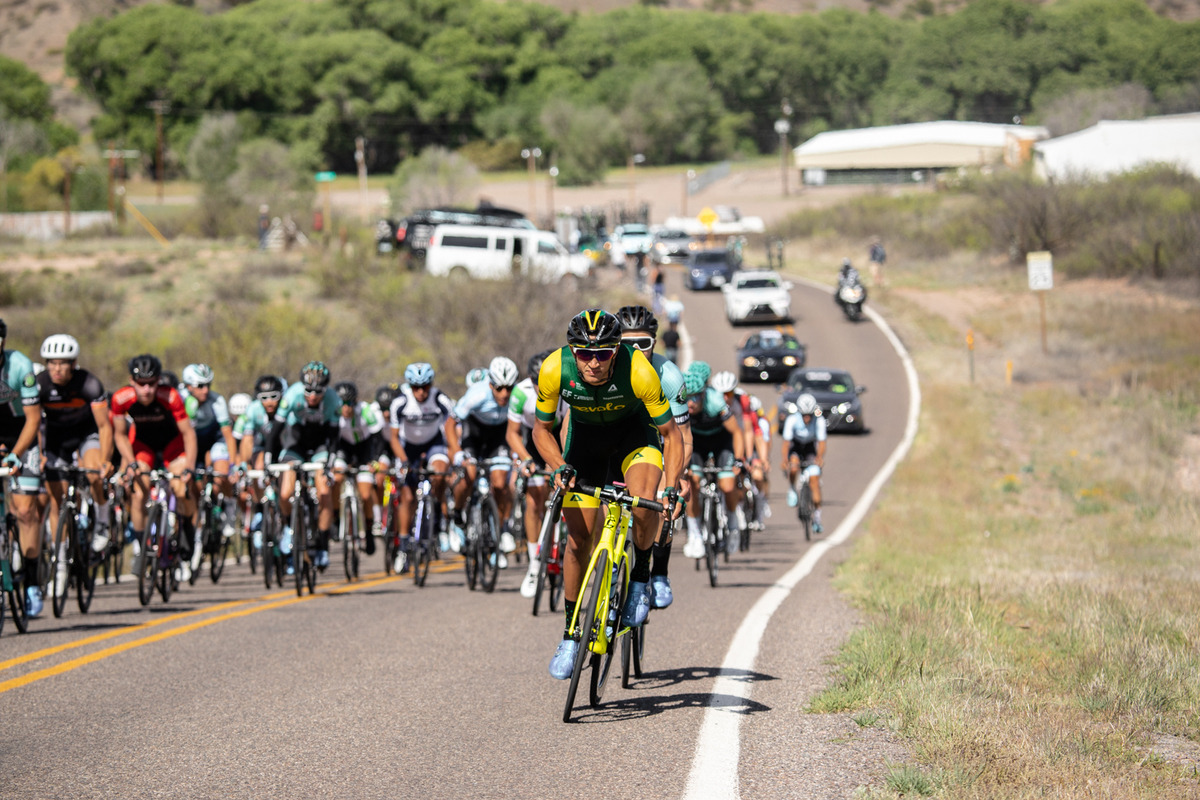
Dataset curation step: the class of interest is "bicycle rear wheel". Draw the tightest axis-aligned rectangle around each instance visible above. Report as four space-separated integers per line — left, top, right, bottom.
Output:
208 502 229 583
261 506 278 589
704 497 720 588
564 549 607 723
341 497 359 581
463 508 480 591
412 499 433 587
591 554 626 707
292 504 308 597
798 481 813 542
478 499 500 593
137 508 159 606
532 492 563 616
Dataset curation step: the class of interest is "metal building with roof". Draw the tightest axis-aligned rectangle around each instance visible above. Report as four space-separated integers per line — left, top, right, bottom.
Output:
1033 114 1200 180
793 121 1049 185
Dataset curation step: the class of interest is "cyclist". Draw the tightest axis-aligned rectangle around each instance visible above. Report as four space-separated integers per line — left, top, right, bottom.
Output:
111 354 199 574
681 361 746 559
180 363 237 519
0 321 47 616
506 348 560 598
332 381 384 557
34 334 115 597
712 370 770 532
232 375 286 548
534 309 683 679
615 304 692 609
450 356 519 567
276 361 341 571
228 392 252 423
387 363 457 564
781 393 826 533
749 394 773 526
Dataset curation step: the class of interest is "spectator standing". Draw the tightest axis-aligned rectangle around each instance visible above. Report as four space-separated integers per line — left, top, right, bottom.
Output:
868 237 886 289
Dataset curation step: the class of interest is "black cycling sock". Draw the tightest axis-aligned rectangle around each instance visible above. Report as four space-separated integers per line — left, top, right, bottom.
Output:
180 519 195 557
563 599 577 639
631 543 653 583
650 540 671 577
318 528 331 550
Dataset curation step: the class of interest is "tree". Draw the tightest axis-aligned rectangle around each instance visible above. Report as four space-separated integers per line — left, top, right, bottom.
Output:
388 146 479 214
229 138 314 226
0 111 44 211
187 114 241 189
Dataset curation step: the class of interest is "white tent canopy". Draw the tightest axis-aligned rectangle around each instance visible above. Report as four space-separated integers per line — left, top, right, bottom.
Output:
1034 114 1200 180
792 121 1048 170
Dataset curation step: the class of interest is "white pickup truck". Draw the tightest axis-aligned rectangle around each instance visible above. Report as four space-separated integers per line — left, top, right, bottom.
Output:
610 223 653 266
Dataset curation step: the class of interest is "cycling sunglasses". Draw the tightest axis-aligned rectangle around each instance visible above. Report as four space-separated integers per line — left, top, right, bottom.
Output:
493 384 515 392
571 346 618 363
256 391 281 401
133 378 157 388
623 336 655 353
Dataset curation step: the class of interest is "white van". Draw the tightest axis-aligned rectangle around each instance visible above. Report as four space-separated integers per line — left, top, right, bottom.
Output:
424 224 592 284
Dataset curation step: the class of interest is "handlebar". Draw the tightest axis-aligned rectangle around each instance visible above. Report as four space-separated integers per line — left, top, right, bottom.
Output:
574 482 665 514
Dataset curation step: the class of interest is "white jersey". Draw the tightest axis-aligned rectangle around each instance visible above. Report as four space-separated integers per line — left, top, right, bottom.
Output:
389 384 455 446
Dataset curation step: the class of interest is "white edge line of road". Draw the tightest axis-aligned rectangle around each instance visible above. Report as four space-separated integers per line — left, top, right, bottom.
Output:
682 278 922 800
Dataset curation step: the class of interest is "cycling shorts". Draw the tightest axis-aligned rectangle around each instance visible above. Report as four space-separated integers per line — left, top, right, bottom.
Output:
4 446 41 494
460 421 508 467
691 430 736 479
44 433 100 482
562 417 662 510
133 435 186 469
197 428 230 464
337 440 384 485
400 439 449 491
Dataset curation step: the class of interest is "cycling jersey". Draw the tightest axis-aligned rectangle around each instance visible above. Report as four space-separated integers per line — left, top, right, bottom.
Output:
688 387 732 437
180 388 231 437
389 384 454 446
0 350 38 444
338 402 384 445
110 385 190 452
454 380 509 428
277 382 340 458
649 352 689 427
782 412 826 445
34 368 107 447
234 399 282 458
535 345 671 427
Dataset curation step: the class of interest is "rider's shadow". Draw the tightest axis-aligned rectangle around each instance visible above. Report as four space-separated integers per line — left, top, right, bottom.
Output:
568 665 776 723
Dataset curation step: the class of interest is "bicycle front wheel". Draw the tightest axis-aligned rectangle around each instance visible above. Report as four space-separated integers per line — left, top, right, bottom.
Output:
591 553 626 707
137 508 159 606
51 511 75 618
412 499 433 587
564 549 607 723
463 508 480 591
6 524 29 634
703 497 720 588
532 492 563 617
798 482 813 542
478 499 500 594
341 498 359 582
292 504 308 597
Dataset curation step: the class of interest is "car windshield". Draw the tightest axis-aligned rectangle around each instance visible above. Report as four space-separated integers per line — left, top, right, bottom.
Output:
791 371 853 393
622 225 648 236
738 278 779 289
694 252 728 266
657 230 688 241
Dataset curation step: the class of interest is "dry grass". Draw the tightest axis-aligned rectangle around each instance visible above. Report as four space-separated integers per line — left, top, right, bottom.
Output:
808 251 1200 796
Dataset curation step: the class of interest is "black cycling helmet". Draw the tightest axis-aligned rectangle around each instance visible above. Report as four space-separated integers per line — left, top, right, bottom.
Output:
566 309 622 348
375 383 400 408
158 370 177 388
0 319 7 339
615 305 659 337
255 374 284 398
300 360 331 391
334 381 357 406
527 348 555 381
129 354 163 381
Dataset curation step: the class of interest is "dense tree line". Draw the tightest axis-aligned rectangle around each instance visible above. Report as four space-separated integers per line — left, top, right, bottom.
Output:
57 0 1199 184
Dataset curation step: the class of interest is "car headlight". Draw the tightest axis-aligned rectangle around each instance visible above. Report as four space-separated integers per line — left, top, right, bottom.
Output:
742 357 760 367
782 356 798 367
834 402 852 414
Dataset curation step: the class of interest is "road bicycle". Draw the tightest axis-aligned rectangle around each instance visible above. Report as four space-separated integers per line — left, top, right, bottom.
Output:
562 482 670 723
381 470 402 575
286 461 327 597
692 459 729 588
453 456 509 593
794 471 817 542
191 467 231 585
230 468 258 575
49 465 101 617
137 468 188 606
735 469 759 552
245 463 291 589
0 466 29 635
404 458 444 588
531 485 567 617
335 466 366 582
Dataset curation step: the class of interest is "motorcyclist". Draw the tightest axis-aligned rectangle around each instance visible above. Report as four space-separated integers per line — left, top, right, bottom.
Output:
838 258 864 292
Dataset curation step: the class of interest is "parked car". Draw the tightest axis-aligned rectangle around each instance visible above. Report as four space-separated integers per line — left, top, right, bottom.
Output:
651 229 694 264
425 225 591 284
684 248 736 290
723 270 793 324
612 223 653 265
737 330 806 383
780 367 867 433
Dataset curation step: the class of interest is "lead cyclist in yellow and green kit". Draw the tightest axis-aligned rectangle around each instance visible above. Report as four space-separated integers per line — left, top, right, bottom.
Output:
533 309 684 679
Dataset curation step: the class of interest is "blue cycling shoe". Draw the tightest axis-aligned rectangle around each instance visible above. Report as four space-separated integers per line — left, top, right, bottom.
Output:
621 580 653 627
650 575 673 609
549 639 579 680
26 585 43 618
314 549 329 570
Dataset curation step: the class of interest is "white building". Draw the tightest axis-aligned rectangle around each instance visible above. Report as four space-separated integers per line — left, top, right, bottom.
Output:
1034 113 1200 180
793 120 1049 185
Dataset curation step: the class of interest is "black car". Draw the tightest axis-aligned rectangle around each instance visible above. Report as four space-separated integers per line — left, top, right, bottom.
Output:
684 248 736 290
738 330 806 383
779 367 867 433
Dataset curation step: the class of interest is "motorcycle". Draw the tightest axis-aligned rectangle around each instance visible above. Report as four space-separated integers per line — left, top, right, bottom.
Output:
836 279 866 321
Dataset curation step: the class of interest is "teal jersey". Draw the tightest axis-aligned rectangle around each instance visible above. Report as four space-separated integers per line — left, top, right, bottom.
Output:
689 387 732 436
0 350 38 419
650 352 689 426
278 382 341 427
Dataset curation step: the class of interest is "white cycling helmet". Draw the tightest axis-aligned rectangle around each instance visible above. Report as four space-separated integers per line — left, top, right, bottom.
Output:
465 367 488 387
712 371 738 394
797 393 819 415
749 395 762 413
488 356 519 388
228 392 251 418
41 334 80 360
182 363 215 386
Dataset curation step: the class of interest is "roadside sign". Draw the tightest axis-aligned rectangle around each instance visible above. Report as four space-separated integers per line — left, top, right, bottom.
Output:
315 171 337 183
1027 251 1053 291
698 206 719 229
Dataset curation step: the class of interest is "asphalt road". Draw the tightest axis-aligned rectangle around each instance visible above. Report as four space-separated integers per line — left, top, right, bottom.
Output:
0 270 911 799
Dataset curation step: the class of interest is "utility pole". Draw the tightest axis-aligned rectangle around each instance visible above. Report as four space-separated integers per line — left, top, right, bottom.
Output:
355 136 368 223
147 99 170 204
521 147 541 220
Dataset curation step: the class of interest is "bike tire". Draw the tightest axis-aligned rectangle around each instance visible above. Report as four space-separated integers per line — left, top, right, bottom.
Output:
109 501 126 583
592 554 626 706
463 507 480 591
798 482 813 542
341 498 358 582
704 497 719 588
261 506 278 590
478 499 501 594
564 549 606 723
412 499 433 587
51 511 75 618
292 503 306 597
190 504 209 587
6 522 28 634
210 534 229 583
157 511 174 603
137 508 159 606
532 492 563 616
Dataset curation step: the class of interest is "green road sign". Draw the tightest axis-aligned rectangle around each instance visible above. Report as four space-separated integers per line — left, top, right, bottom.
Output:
315 171 336 182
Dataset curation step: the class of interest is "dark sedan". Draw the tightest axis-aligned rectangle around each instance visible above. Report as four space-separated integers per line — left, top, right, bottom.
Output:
779 367 867 433
737 330 806 383
684 248 735 290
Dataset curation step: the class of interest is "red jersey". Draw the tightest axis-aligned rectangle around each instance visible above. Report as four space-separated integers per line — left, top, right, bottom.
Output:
110 385 188 451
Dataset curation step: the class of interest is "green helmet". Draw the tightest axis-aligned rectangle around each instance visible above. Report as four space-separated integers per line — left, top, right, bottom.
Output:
683 363 709 397
687 360 712 386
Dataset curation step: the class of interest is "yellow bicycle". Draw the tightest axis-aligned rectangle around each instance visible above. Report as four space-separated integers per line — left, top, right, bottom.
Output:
562 482 672 722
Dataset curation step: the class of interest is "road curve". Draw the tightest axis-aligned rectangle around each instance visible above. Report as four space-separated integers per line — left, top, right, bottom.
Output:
0 271 913 799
